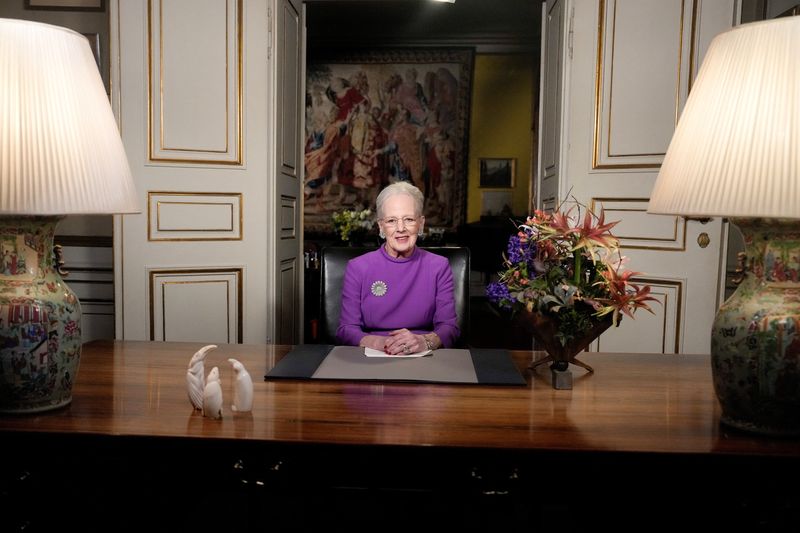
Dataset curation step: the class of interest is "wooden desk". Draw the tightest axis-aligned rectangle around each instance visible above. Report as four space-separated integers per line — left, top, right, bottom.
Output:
2 341 798 531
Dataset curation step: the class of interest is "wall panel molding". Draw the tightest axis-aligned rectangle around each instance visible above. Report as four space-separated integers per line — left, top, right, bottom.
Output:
148 267 243 343
279 1 300 178
278 258 297 344
596 277 683 354
592 198 686 251
539 0 565 208
148 191 243 241
147 0 243 165
592 0 697 170
279 195 297 240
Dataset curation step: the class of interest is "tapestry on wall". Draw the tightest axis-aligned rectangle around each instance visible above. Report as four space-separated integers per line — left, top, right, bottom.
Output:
304 48 474 235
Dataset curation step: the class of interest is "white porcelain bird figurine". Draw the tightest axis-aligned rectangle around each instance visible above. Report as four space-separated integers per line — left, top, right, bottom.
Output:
203 366 223 419
228 358 253 412
186 344 217 410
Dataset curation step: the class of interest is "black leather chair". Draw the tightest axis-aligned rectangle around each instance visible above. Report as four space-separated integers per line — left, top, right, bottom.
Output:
319 246 470 346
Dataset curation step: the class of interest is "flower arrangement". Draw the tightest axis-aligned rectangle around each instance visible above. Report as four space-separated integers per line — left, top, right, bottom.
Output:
332 208 373 243
486 204 656 346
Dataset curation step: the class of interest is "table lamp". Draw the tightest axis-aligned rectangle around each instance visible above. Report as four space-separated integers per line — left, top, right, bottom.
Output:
648 16 800 435
0 19 138 413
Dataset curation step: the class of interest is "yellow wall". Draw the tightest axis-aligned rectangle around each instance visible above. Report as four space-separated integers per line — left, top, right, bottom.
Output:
467 54 534 222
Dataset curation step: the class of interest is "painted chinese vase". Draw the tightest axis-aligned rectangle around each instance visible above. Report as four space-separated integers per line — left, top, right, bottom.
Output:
0 216 81 413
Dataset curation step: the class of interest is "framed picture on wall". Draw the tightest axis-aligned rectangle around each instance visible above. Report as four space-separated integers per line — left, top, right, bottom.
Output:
303 48 474 236
25 0 105 11
479 158 515 188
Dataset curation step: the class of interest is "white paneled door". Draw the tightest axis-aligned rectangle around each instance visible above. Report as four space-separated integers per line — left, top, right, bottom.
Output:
540 0 738 354
111 0 304 344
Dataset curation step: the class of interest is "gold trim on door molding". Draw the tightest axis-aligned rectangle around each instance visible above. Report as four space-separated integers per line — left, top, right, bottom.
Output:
147 191 244 241
147 0 243 165
591 197 687 251
157 202 235 232
595 277 683 354
687 0 699 93
162 279 231 341
148 267 243 343
592 0 698 170
636 277 683 354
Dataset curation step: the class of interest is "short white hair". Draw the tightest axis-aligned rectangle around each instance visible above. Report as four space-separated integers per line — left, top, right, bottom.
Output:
375 182 424 219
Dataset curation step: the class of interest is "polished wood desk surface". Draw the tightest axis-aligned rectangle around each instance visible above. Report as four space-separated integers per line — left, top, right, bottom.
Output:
1 340 796 457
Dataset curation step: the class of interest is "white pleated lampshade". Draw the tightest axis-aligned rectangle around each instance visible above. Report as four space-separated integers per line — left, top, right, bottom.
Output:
648 16 800 219
0 18 138 215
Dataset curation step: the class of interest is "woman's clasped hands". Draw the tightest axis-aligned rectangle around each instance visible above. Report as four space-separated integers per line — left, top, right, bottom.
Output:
383 328 424 355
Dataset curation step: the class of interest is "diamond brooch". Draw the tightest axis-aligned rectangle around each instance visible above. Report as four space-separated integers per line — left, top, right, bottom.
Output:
370 280 388 297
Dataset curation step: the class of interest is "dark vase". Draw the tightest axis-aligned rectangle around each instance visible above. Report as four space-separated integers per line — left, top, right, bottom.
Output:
516 310 614 374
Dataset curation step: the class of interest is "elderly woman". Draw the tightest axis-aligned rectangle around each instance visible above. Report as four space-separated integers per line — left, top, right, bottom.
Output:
336 182 460 354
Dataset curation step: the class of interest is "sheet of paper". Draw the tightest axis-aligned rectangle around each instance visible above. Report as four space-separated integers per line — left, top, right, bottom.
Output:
364 347 433 358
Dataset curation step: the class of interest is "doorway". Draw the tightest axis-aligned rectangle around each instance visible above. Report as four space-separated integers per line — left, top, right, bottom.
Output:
302 0 541 347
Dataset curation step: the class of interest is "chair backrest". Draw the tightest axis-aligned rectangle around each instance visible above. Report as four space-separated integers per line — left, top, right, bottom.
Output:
319 246 470 346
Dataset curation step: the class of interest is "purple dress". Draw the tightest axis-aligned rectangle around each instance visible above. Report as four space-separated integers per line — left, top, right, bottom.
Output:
336 245 460 347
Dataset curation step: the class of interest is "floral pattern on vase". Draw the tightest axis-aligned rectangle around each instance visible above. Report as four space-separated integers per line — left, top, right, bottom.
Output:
711 218 800 435
0 216 81 413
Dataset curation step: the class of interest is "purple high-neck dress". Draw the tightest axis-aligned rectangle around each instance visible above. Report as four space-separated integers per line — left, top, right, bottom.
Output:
336 245 460 347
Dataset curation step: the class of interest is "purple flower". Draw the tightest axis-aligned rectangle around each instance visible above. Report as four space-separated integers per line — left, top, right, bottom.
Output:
486 281 513 309
507 234 535 266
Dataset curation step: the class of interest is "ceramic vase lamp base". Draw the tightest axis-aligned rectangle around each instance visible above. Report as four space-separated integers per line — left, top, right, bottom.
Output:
711 218 800 436
0 216 82 413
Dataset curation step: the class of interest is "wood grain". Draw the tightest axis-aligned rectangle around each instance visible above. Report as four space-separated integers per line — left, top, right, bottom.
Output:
1 340 796 457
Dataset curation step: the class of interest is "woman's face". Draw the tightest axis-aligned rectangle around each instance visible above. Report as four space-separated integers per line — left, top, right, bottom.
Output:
379 193 424 258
